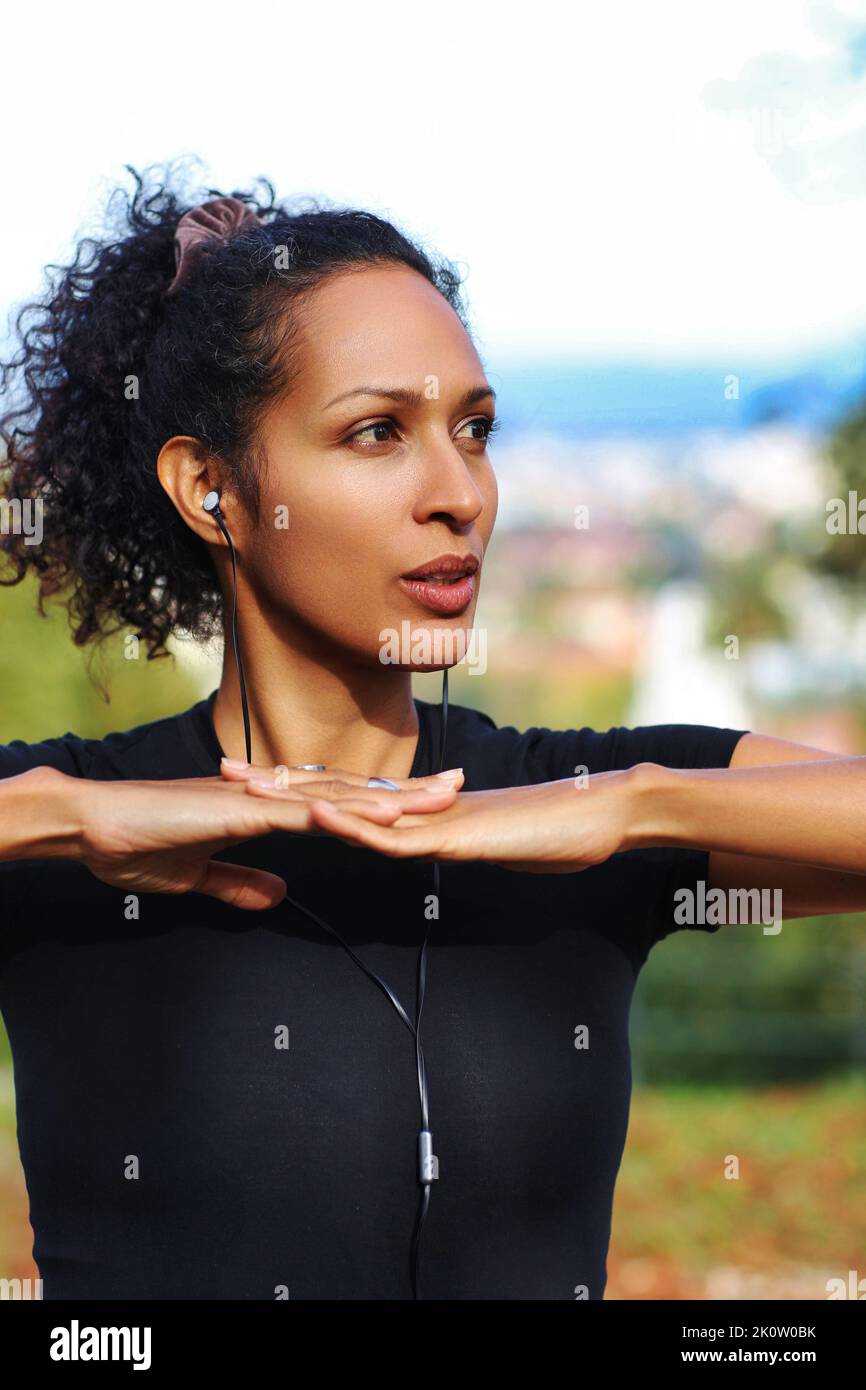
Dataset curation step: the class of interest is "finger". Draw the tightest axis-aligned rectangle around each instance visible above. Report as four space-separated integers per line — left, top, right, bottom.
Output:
306 799 441 858
243 776 458 814
224 757 465 793
244 783 416 824
155 774 243 788
285 765 464 791
219 758 257 782
219 759 327 786
197 861 288 910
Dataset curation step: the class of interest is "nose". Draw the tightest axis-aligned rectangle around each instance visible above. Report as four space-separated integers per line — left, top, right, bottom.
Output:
411 437 489 532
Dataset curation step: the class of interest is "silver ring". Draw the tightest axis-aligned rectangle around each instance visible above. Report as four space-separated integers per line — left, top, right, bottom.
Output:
367 776 400 791
291 763 326 772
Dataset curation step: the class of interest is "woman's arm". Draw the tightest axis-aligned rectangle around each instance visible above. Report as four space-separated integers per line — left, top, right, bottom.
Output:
285 734 866 918
647 732 866 919
0 766 84 863
0 764 458 907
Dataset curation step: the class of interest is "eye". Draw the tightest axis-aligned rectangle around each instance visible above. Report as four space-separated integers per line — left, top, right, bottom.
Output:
457 415 501 445
343 415 501 449
344 421 396 446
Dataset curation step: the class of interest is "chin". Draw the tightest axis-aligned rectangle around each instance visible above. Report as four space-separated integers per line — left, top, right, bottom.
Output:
376 613 476 671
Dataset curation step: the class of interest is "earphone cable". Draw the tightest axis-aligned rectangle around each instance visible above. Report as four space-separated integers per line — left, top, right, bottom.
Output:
211 495 445 1300
408 665 448 1298
213 512 252 765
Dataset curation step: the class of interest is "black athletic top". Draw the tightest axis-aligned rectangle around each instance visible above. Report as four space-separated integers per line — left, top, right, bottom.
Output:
0 694 748 1300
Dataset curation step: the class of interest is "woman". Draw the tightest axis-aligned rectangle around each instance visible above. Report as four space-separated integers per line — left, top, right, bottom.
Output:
1 166 864 1302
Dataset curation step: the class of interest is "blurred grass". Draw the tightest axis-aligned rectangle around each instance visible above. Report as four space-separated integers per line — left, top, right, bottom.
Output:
607 1075 866 1299
0 572 213 744
0 1066 34 1285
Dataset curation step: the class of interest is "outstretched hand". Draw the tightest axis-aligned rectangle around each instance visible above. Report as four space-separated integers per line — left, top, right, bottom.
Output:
58 759 461 912
241 765 645 874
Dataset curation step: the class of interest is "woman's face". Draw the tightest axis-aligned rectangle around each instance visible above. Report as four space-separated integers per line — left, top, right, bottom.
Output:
241 264 498 671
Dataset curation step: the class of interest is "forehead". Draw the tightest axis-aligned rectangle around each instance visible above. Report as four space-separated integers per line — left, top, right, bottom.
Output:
293 264 482 398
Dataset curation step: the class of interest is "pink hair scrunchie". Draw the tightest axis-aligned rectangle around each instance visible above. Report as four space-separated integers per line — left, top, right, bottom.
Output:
165 195 264 296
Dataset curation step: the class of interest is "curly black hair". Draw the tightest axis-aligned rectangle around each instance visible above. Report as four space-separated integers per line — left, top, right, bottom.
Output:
0 158 470 660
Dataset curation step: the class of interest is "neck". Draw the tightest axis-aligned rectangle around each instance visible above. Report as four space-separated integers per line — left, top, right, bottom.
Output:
211 615 422 781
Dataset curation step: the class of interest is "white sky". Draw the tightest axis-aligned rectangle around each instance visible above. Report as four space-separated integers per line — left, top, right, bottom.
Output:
4 0 866 363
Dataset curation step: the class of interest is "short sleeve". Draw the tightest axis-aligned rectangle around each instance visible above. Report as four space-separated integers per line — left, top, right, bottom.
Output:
569 721 749 780
0 732 92 781
600 723 750 963
0 733 92 925
557 721 750 969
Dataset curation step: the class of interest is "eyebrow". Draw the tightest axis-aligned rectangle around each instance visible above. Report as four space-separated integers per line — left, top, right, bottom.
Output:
324 383 497 411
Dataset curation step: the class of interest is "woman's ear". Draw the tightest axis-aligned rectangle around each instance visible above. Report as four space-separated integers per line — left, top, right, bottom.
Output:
156 436 227 544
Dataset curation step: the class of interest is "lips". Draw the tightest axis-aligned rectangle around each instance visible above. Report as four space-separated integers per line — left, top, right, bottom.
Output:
399 553 480 615
401 553 480 583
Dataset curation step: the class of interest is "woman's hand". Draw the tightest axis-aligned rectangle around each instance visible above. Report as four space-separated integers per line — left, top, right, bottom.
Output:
243 765 651 873
218 756 464 799
7 764 460 910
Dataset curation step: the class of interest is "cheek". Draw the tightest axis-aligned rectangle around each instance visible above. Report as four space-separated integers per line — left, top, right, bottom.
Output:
256 467 364 574
251 484 391 636
479 464 499 540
